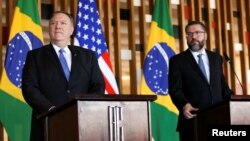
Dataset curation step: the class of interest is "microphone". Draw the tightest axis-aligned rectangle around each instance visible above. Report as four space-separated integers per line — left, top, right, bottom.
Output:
223 52 244 94
223 52 230 62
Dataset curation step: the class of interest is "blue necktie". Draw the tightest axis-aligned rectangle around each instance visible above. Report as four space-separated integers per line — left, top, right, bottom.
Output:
59 49 70 81
197 54 207 80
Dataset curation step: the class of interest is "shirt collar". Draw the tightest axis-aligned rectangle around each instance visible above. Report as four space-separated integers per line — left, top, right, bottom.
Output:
190 48 206 57
52 43 71 55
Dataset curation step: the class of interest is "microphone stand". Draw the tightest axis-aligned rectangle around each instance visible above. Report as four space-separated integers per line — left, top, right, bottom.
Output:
223 53 245 94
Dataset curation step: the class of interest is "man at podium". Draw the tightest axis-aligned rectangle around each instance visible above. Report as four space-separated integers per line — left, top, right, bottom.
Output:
22 11 105 141
168 21 232 141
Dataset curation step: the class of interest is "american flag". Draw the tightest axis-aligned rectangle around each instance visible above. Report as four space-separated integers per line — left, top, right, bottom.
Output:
74 0 119 94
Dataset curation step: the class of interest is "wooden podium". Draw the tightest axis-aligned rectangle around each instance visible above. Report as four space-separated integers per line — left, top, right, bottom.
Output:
193 95 250 141
42 94 157 141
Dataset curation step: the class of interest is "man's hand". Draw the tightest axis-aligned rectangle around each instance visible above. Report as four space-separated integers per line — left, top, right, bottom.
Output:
183 103 199 119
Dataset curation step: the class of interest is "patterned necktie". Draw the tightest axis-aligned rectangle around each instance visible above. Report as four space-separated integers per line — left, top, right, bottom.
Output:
197 54 207 80
59 49 70 81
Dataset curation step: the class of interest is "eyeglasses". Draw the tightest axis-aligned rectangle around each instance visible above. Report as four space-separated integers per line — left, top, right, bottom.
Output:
186 31 205 37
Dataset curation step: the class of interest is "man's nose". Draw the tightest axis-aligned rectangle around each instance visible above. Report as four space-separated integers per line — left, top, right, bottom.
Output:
55 23 61 28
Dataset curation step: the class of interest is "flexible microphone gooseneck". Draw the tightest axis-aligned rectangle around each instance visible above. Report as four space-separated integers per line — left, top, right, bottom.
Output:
223 52 244 94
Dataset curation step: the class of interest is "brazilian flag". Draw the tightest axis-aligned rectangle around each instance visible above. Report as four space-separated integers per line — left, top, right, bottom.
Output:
141 0 179 140
0 0 43 141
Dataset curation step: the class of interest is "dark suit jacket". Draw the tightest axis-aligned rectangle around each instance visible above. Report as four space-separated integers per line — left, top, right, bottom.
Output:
168 49 231 132
22 44 105 141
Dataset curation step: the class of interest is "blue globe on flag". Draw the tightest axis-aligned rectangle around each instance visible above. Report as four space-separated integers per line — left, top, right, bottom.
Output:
143 42 175 95
5 31 42 87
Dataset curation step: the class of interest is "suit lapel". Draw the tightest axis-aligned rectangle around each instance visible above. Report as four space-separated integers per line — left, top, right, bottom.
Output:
68 45 78 83
207 51 216 85
185 50 209 83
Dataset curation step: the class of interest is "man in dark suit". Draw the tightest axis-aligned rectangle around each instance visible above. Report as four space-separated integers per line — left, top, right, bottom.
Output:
22 11 105 141
168 21 232 141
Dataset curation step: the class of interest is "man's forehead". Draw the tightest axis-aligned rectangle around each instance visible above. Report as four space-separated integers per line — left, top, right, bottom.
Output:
51 13 70 20
188 24 203 30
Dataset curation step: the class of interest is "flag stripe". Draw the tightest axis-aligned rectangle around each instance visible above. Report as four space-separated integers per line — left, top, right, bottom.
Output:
74 0 119 94
150 102 179 141
102 73 116 94
141 0 179 140
0 1 43 141
17 0 41 25
152 0 174 37
101 51 113 69
98 53 119 94
0 90 32 141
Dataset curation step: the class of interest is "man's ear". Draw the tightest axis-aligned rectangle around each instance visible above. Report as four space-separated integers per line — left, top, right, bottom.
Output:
70 28 75 39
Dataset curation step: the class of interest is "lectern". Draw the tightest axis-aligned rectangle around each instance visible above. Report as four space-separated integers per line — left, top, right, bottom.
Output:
42 94 157 141
193 95 250 141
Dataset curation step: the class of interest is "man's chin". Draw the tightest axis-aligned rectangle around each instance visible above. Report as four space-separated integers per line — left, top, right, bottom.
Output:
190 44 202 52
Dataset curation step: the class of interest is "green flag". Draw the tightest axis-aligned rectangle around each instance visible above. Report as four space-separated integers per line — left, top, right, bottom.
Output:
0 0 43 140
141 0 179 140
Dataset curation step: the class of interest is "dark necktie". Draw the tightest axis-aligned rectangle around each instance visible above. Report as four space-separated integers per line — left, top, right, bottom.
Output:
59 49 70 81
197 54 207 80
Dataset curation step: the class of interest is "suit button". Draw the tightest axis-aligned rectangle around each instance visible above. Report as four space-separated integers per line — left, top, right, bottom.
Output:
67 90 70 94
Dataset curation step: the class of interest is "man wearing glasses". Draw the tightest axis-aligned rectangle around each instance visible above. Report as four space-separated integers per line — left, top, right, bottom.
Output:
168 21 232 141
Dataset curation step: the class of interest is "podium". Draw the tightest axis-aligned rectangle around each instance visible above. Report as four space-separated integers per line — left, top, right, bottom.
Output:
42 94 157 141
193 95 250 141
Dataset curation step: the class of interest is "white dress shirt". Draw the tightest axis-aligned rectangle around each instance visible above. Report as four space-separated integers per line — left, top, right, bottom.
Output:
52 44 72 71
